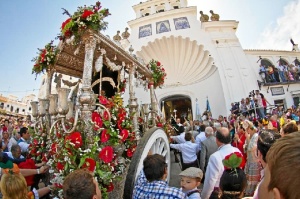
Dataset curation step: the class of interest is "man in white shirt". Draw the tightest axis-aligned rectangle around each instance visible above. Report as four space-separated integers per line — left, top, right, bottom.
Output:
18 127 30 154
195 124 207 165
170 132 199 170
201 127 241 199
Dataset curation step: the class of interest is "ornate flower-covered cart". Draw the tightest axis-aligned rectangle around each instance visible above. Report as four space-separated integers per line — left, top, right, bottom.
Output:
30 2 170 199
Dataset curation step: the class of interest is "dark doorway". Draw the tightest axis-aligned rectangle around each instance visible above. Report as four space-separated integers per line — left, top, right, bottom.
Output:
91 65 119 98
161 95 192 124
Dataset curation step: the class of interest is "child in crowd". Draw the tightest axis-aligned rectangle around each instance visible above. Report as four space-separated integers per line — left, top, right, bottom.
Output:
179 167 203 199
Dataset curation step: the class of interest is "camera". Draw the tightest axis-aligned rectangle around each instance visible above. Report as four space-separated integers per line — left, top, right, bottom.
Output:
249 90 255 97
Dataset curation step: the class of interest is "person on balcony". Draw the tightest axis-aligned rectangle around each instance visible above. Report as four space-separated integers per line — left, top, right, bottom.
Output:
259 65 267 83
266 65 276 82
277 62 287 82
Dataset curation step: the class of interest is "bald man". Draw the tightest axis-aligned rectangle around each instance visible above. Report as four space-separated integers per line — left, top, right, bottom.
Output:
201 127 242 199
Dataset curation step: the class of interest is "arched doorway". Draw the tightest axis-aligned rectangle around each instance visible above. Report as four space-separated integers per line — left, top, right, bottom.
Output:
91 65 119 98
161 95 192 124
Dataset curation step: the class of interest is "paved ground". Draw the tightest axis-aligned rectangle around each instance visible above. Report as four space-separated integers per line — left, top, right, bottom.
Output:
169 151 182 188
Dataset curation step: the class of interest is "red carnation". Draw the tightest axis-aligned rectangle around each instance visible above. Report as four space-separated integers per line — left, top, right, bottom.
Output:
65 132 83 149
106 182 114 192
57 162 64 171
81 158 96 172
99 146 114 163
81 9 94 19
101 129 110 142
120 129 129 142
61 18 72 30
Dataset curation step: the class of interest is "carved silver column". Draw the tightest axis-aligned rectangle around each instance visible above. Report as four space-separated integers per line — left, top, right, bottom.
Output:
128 65 140 140
78 30 98 144
149 81 157 126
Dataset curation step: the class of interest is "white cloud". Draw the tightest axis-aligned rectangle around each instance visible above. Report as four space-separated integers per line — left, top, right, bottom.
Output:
256 0 300 50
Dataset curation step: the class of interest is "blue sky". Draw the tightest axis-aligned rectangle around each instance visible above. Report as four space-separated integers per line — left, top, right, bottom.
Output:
0 0 299 99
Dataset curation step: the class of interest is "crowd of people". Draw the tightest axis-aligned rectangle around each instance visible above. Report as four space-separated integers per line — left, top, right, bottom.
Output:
259 62 300 83
132 112 300 199
1 93 300 199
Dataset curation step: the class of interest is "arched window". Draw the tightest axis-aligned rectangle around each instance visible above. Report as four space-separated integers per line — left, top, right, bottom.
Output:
10 106 13 112
279 58 289 66
260 59 273 67
0 103 4 109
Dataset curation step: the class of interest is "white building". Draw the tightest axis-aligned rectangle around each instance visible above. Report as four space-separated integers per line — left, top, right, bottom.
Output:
0 94 36 118
120 0 300 119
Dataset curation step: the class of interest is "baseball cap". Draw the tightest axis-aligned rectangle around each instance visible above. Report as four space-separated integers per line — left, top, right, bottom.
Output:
179 167 203 179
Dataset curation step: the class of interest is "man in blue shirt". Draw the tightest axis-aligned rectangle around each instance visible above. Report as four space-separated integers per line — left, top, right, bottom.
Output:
133 154 187 199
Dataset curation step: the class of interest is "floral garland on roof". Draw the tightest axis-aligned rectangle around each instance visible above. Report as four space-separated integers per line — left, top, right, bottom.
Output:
47 94 137 199
59 1 110 44
31 41 59 78
147 59 167 89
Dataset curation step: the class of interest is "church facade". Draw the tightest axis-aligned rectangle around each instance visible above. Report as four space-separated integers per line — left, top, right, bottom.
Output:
122 0 300 119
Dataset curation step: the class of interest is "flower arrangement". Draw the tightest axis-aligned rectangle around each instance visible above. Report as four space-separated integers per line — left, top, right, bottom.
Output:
147 59 167 89
222 152 245 171
31 41 59 77
47 93 136 199
28 126 48 163
59 1 110 44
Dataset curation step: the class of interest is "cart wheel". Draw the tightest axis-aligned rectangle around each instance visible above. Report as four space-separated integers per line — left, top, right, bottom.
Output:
123 127 171 199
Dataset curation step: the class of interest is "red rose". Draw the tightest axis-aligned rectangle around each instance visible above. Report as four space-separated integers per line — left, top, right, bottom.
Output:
120 129 129 142
57 162 64 171
65 132 83 149
99 146 114 163
81 158 96 172
106 182 114 192
156 61 161 66
81 9 94 19
61 18 72 30
100 129 110 142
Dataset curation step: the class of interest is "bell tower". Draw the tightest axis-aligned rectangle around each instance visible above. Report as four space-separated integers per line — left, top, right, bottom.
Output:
132 0 188 19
